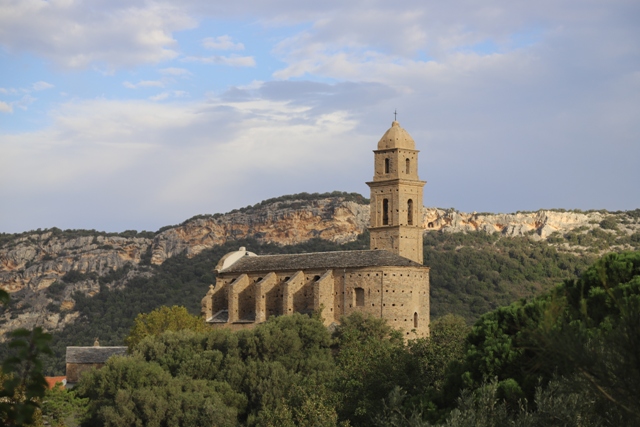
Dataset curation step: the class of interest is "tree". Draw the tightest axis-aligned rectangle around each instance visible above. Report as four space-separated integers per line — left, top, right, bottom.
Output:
0 287 51 427
535 251 640 424
332 313 410 426
125 305 207 349
41 386 88 427
435 251 640 425
81 313 337 426
76 356 243 427
0 336 50 426
409 314 469 392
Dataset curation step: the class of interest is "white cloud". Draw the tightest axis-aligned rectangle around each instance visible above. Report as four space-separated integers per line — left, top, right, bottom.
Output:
159 67 192 76
150 93 170 101
0 0 195 69
123 80 166 89
202 35 244 51
183 55 256 67
0 0 637 74
32 81 54 91
0 101 13 113
0 95 368 232
13 95 36 111
149 90 188 101
1 0 639 232
137 81 165 88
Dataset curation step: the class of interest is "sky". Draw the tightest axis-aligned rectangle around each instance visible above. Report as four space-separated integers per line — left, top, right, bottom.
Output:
1 0 639 233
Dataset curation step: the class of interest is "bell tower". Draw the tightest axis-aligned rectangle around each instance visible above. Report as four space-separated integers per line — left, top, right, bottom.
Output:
366 120 425 264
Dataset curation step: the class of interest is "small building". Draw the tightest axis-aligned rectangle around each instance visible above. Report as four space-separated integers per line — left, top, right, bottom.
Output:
65 346 127 386
202 120 431 337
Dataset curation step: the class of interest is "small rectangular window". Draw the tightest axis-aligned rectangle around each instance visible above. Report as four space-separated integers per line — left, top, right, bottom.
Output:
355 288 365 306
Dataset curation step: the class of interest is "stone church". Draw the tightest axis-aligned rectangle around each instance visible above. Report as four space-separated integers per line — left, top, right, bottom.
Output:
201 120 431 337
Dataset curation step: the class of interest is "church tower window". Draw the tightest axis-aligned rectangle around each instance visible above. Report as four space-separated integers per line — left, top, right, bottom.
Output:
407 199 413 225
414 312 418 328
383 199 389 225
406 158 410 174
385 158 390 174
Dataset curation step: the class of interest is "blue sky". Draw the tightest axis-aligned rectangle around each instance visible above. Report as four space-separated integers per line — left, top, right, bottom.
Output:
1 0 639 233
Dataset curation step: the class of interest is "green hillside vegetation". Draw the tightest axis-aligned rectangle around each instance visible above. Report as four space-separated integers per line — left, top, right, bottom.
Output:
424 231 597 320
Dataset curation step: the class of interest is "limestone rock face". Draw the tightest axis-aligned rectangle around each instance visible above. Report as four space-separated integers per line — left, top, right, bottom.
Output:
150 199 369 265
0 232 153 341
0 233 151 294
1 197 369 296
422 208 617 239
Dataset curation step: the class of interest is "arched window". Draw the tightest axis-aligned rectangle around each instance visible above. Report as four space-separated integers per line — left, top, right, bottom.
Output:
414 312 418 328
406 158 410 174
407 199 413 225
355 288 365 307
384 158 390 173
383 199 389 225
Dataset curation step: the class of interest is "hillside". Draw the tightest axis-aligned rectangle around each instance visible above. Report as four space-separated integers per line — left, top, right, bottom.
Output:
0 192 639 374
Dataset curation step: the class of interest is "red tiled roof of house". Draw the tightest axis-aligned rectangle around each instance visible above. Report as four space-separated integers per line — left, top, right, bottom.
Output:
45 376 66 390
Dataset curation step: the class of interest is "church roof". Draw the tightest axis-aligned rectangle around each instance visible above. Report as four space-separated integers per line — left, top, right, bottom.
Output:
66 346 127 364
219 249 423 274
377 121 416 150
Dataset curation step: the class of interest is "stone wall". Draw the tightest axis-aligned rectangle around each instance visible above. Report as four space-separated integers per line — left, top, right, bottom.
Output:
202 265 430 337
66 362 103 384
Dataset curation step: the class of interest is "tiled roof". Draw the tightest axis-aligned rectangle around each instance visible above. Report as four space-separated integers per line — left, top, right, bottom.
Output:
221 250 423 273
45 376 66 390
66 346 128 364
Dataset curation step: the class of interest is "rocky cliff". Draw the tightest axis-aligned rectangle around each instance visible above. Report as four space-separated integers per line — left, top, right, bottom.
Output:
423 208 639 240
1 192 638 338
150 198 369 265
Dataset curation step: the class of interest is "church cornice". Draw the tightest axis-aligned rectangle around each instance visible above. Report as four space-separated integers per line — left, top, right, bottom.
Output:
366 179 426 188
372 148 420 154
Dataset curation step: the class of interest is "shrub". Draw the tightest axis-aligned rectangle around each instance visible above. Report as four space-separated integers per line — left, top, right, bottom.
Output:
599 217 619 230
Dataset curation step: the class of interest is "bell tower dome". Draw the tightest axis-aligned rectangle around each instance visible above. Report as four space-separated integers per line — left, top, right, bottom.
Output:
366 121 426 264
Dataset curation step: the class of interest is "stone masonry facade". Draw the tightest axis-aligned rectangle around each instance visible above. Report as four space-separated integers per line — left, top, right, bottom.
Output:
201 120 431 337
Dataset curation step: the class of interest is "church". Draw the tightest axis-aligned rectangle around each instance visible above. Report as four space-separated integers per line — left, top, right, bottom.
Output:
201 120 431 337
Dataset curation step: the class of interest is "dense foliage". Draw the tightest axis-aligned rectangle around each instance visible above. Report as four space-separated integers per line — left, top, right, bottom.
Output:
125 305 207 348
424 231 595 320
433 250 640 425
70 311 468 427
0 291 51 427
